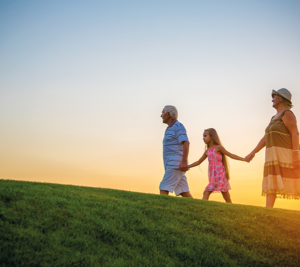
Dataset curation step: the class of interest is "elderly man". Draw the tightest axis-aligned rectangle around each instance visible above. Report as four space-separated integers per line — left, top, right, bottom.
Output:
160 105 193 198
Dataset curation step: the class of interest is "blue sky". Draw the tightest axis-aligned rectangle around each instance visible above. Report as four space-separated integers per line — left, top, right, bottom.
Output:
1 0 300 209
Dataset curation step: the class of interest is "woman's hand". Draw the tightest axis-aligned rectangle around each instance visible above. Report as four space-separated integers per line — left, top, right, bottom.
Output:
293 151 300 168
245 152 255 162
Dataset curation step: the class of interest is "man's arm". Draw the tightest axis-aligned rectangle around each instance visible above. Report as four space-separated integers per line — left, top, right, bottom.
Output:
178 141 189 171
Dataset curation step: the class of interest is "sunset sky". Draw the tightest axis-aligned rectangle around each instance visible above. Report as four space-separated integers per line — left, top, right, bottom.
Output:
1 0 300 210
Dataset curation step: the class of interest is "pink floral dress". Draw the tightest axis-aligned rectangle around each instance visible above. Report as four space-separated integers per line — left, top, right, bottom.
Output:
205 148 231 192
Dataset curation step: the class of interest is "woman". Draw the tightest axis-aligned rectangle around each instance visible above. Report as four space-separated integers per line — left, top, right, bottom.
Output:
246 88 300 207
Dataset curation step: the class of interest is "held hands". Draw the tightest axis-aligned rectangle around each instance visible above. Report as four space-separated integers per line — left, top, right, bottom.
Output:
178 160 189 172
245 152 255 163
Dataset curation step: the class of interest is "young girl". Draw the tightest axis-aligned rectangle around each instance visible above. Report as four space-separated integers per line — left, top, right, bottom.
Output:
187 128 246 203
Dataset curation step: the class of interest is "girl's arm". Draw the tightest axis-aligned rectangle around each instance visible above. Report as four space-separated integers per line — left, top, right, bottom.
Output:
245 135 266 162
187 152 207 169
282 111 300 168
216 145 245 161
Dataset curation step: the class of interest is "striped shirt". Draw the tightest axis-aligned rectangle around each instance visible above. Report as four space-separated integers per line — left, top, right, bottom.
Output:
163 120 189 168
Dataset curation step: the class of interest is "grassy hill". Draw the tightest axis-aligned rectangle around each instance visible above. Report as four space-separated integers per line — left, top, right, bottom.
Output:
1 180 300 267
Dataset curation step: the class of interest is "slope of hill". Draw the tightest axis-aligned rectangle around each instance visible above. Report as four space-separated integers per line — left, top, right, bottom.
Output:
0 179 300 266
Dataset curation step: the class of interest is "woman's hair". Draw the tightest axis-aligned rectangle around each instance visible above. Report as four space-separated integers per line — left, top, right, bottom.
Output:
280 97 293 109
163 105 178 119
205 128 230 180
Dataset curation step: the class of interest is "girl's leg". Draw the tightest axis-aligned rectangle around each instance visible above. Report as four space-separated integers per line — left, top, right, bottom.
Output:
202 190 212 200
266 193 276 207
221 191 232 203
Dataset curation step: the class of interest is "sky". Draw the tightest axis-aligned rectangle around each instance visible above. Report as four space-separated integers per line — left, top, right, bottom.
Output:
1 0 300 210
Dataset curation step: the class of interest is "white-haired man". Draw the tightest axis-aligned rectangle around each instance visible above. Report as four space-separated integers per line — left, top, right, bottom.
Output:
160 105 193 198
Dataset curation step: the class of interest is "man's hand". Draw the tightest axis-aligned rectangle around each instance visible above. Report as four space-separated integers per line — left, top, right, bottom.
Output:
179 160 188 171
179 141 190 171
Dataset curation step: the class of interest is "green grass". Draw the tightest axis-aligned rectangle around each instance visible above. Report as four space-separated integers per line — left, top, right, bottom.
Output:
1 180 300 267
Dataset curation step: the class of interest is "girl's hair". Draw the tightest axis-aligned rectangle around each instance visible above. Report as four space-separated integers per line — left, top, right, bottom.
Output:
205 128 230 180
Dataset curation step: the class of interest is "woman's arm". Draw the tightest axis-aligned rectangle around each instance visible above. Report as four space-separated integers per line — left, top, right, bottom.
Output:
282 111 300 167
216 145 245 161
245 135 266 162
187 152 207 169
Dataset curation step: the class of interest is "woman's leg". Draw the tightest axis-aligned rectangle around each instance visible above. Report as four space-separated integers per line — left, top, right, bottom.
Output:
202 190 212 200
221 191 232 203
266 193 276 207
